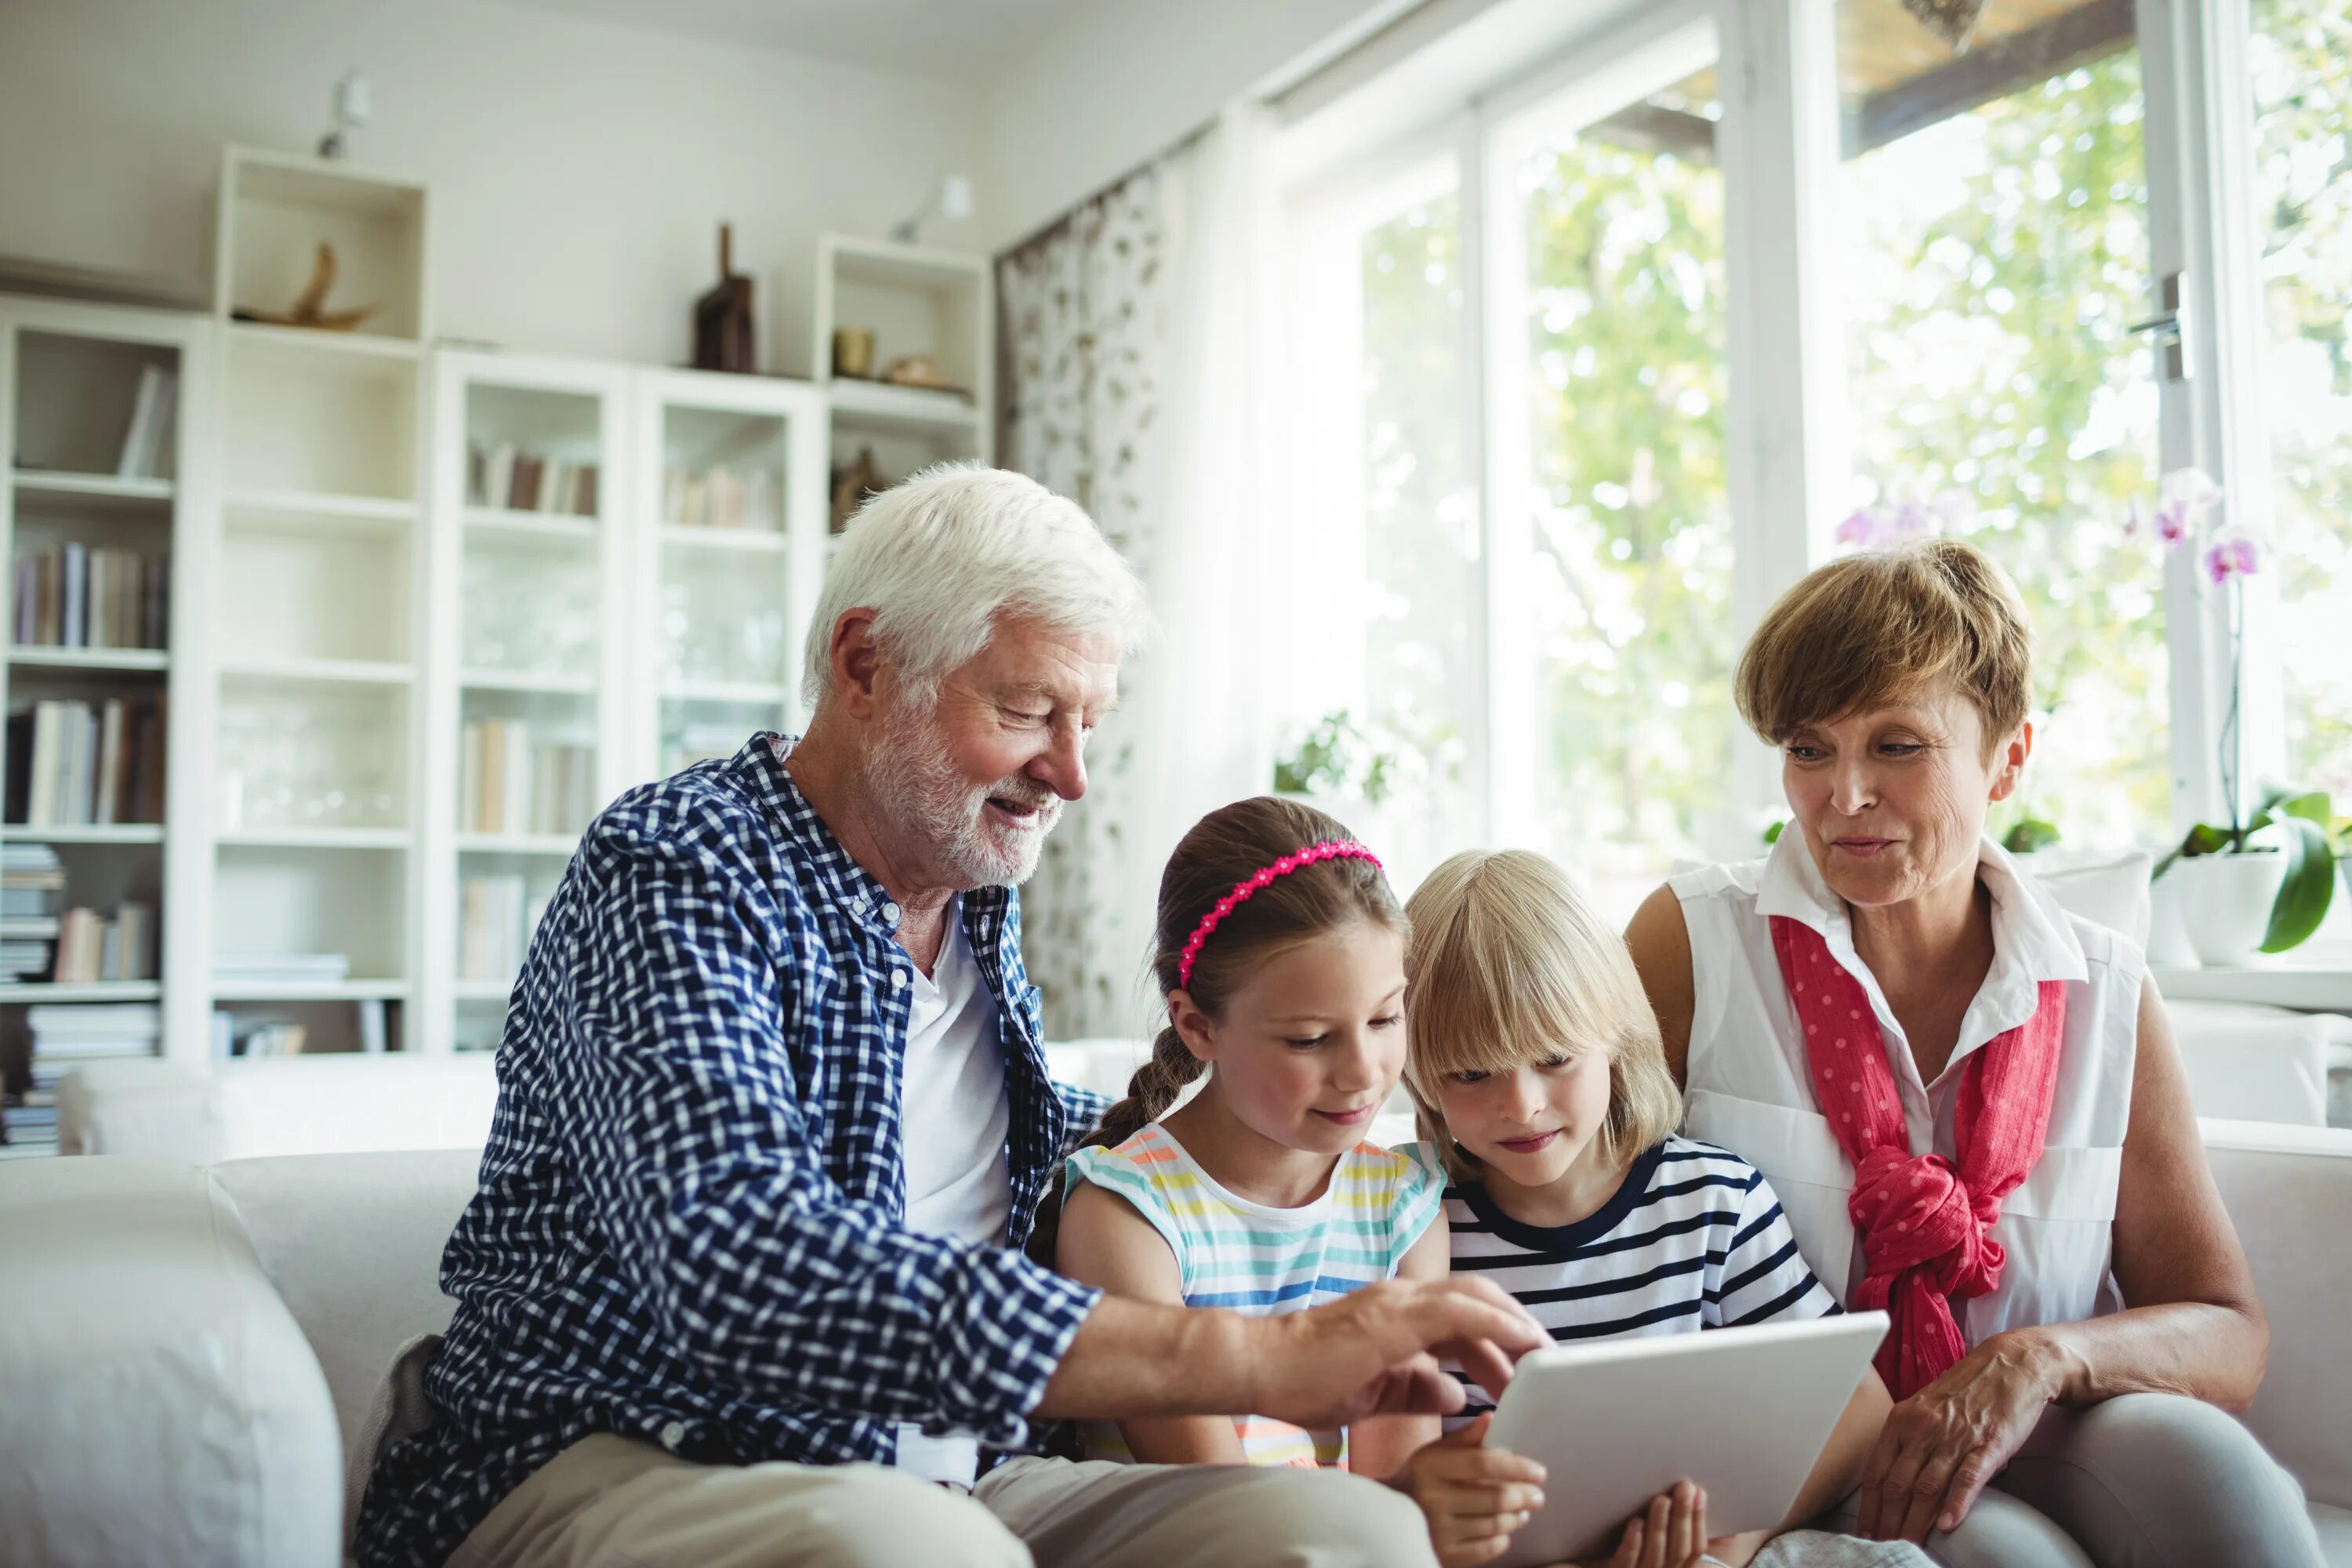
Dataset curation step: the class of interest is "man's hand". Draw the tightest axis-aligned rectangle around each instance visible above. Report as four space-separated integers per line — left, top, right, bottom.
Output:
1248 1276 1549 1430
1396 1414 1549 1567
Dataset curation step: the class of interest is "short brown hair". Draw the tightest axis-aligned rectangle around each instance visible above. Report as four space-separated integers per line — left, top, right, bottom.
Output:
1734 538 2033 755
1402 850 1680 1182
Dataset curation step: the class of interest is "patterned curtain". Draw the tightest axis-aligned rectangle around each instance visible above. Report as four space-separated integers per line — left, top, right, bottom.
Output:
997 169 1171 1040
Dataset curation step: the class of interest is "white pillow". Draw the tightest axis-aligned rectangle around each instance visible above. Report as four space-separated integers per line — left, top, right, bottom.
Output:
2017 848 2154 949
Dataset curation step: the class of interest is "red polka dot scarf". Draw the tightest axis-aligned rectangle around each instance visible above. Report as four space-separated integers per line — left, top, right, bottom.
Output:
1768 915 2067 1400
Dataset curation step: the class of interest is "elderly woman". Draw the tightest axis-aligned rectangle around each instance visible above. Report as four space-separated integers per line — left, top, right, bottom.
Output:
1625 539 2322 1568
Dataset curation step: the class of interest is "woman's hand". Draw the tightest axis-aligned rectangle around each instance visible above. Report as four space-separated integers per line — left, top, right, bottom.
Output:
1857 1329 2061 1542
1396 1414 1549 1567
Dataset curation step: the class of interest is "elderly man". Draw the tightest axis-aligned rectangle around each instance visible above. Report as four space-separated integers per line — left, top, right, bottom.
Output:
354 467 1538 1568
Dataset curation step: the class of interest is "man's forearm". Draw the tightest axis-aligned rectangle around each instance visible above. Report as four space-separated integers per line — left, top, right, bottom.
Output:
1032 1294 1261 1420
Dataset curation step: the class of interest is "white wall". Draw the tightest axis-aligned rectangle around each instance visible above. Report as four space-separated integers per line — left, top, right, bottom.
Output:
980 0 1403 249
0 0 985 376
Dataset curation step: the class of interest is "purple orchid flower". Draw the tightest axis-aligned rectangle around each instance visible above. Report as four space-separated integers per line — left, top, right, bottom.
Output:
2202 532 2263 584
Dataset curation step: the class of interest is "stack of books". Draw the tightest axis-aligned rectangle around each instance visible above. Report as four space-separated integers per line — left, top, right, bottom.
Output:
0 1093 60 1158
662 465 779 532
4 694 167 826
1 843 64 981
212 953 350 989
459 720 596 837
467 443 600 518
459 874 551 983
12 543 171 648
24 1003 163 1128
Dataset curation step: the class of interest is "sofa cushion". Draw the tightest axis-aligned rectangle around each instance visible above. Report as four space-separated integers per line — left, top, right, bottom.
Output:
210 1149 481 1465
2313 1503 2352 1568
0 1157 341 1568
2201 1120 2352 1510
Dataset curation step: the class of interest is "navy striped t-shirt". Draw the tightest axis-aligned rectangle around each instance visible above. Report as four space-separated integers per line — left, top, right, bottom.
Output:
1424 1134 1838 1422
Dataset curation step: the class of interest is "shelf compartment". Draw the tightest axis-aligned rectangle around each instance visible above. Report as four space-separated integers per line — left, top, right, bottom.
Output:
223 331 419 501
212 840 408 981
221 148 426 345
828 378 980 435
211 996 408 1057
13 330 183 481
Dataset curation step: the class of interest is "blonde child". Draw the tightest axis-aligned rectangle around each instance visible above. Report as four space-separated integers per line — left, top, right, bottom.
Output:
1395 850 1893 1568
1052 796 1454 1477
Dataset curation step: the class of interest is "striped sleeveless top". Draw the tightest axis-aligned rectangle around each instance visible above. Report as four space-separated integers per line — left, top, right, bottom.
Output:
1064 1122 1443 1468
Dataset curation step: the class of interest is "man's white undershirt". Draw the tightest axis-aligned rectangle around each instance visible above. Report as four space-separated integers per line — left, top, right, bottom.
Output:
893 895 1012 1488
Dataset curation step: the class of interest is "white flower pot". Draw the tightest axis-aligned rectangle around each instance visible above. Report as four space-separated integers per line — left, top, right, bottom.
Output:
2170 852 2288 967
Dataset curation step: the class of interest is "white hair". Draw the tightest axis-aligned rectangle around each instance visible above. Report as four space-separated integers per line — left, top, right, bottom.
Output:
803 463 1151 707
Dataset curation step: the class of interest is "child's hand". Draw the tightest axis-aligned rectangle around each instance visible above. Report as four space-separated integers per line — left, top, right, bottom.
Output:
1398 1414 1549 1567
1581 1480 1716 1568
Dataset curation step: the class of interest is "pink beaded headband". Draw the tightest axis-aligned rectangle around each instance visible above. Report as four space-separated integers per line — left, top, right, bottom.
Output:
1176 840 1384 989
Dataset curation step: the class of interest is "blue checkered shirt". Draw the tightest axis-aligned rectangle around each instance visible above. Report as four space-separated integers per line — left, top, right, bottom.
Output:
354 735 1108 1568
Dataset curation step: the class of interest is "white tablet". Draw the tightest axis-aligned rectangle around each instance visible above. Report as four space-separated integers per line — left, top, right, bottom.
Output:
1484 1311 1889 1568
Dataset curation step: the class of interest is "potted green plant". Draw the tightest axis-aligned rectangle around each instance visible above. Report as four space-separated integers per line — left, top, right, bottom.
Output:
2130 470 2336 964
1272 710 1404 808
2157 786 2336 965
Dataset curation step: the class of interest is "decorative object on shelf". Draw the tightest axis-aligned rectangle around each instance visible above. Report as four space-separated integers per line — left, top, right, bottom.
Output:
889 173 975 245
829 446 888 534
692 223 756 374
830 326 876 379
1902 0 1987 50
116 365 177 479
230 241 375 332
316 67 371 161
879 353 964 395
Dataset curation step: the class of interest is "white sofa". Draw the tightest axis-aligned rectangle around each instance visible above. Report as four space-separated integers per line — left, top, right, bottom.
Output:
0 1116 2345 1567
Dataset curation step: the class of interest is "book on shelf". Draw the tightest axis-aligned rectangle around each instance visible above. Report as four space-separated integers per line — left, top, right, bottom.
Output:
212 1012 307 1058
468 441 599 519
459 873 530 982
358 996 389 1054
5 693 166 826
460 719 595 837
13 544 170 649
662 466 780 532
115 365 178 481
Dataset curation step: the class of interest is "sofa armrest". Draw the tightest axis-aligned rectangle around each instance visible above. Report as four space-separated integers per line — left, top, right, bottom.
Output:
2201 1118 2352 1509
55 1058 227 1160
0 1157 341 1567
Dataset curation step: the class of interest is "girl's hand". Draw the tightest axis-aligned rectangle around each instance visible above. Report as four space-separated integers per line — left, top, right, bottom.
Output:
1856 1330 2058 1543
1577 1481 1712 1568
1397 1414 1550 1568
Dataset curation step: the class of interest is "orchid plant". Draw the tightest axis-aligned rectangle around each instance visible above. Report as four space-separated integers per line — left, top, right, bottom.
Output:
2138 467 2336 953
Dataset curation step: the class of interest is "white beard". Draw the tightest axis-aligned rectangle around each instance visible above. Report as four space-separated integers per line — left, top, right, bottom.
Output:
864 703 1064 888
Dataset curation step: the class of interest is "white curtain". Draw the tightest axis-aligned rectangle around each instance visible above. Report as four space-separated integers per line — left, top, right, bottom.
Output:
1000 101 1282 1040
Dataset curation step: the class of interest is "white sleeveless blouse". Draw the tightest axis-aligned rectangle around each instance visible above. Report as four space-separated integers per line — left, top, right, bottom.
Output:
1672 833 2144 1344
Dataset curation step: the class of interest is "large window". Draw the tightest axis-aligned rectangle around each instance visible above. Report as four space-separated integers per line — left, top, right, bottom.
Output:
1514 72 1735 912
2252 0 2352 810
1278 0 2352 925
1837 3 2166 843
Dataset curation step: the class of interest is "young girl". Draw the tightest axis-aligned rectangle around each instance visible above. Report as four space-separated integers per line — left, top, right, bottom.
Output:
1396 850 1894 1568
1052 795 1450 1476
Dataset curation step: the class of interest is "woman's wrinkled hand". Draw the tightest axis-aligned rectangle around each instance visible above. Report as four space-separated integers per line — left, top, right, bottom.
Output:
1857 1330 2060 1543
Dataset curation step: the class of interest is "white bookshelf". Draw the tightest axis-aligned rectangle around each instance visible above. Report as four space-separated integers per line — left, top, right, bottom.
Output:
204 147 431 1061
429 349 632 1054
632 367 826 784
813 234 993 537
0 293 210 1118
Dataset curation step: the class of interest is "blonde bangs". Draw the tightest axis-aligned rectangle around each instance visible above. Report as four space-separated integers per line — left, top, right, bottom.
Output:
1403 851 1679 1179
